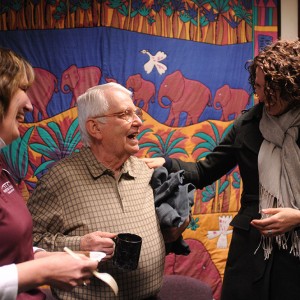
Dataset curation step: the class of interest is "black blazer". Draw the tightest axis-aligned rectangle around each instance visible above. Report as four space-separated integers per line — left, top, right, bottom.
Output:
165 103 300 300
167 103 264 222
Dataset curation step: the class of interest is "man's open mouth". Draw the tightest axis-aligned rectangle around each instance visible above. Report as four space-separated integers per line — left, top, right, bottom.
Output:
127 133 138 139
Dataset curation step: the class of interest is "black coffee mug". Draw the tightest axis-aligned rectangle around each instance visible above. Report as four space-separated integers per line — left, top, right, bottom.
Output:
113 233 142 271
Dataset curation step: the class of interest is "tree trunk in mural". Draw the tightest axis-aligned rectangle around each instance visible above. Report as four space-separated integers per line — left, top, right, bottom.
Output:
205 21 215 44
25 3 34 29
93 1 101 26
111 9 120 28
172 13 179 38
166 15 172 38
246 22 252 42
0 1 280 48
179 22 187 40
133 15 139 31
140 16 147 33
156 11 163 36
124 6 131 30
216 15 223 45
34 1 45 29
45 4 54 29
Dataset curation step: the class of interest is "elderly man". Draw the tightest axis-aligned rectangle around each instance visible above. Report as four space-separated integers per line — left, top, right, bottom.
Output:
27 83 188 300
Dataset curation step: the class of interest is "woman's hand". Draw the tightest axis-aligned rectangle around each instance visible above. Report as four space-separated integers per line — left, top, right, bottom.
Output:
251 207 300 236
43 253 98 290
141 157 166 169
17 252 98 293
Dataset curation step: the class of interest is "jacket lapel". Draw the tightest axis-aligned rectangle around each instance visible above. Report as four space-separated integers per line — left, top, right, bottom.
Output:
240 104 264 154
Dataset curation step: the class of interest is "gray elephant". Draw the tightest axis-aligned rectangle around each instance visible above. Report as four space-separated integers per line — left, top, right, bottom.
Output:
213 84 250 121
61 65 101 107
158 70 212 126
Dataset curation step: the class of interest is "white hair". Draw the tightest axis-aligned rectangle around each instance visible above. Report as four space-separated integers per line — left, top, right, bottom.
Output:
76 83 132 146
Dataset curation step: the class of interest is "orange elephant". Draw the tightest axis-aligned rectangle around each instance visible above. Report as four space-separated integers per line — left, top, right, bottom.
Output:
213 84 250 121
126 74 155 112
61 65 101 107
26 68 58 122
158 70 212 126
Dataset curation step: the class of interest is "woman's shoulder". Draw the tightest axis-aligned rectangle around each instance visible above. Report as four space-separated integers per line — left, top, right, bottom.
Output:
234 103 263 127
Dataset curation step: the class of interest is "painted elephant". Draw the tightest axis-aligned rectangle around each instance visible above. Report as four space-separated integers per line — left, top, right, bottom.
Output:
158 70 212 126
26 68 58 121
126 74 155 112
105 77 117 83
213 84 249 121
61 65 101 107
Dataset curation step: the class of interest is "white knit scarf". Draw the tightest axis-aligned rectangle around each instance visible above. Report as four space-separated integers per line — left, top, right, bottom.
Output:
257 106 300 259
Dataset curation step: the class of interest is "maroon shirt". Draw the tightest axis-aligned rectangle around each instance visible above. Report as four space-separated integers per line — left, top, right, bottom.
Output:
0 167 45 299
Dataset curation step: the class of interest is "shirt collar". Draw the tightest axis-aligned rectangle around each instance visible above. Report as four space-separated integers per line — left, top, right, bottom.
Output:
80 146 137 179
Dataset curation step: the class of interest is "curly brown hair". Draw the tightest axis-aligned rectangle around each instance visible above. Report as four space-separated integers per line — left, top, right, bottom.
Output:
0 48 34 121
247 39 300 107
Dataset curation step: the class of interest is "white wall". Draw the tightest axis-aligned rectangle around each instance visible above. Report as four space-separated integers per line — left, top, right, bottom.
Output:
281 0 299 39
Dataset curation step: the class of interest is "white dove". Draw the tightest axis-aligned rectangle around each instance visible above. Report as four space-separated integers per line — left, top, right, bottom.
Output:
140 50 167 75
207 215 233 249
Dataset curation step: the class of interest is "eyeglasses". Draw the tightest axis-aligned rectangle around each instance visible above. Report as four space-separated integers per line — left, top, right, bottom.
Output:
94 107 143 123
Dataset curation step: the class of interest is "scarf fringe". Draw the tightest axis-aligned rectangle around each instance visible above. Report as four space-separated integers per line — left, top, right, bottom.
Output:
256 184 300 259
290 231 300 257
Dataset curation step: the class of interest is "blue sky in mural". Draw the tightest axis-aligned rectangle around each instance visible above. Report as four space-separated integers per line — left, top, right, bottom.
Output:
0 27 252 126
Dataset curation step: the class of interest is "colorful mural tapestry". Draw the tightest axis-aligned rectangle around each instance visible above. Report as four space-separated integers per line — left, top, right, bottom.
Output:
0 1 279 299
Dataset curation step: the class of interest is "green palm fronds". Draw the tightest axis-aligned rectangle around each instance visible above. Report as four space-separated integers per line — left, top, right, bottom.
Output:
139 129 188 158
30 119 80 176
201 179 228 202
187 216 200 231
210 0 230 13
193 121 233 160
232 1 252 26
137 128 153 140
0 127 34 183
232 171 241 188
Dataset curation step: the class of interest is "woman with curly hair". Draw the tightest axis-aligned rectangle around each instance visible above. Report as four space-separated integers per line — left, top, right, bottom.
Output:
0 48 98 300
143 39 300 300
